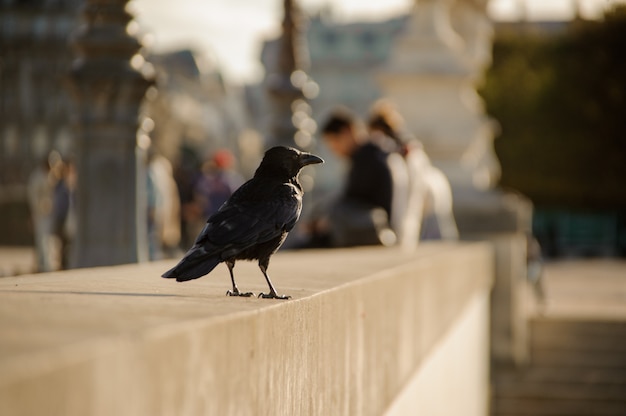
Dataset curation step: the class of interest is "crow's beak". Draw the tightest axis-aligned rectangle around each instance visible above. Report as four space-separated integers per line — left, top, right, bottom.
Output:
299 152 324 167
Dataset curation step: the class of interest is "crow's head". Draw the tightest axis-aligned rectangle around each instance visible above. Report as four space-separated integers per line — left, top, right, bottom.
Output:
255 146 324 179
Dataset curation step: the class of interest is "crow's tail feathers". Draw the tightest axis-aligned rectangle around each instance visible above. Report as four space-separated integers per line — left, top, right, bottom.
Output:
161 246 221 282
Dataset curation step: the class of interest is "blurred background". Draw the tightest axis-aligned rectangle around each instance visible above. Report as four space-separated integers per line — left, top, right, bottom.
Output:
1 0 625 275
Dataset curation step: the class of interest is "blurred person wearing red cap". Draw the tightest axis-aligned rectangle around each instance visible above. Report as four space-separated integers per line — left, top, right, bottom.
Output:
194 149 245 220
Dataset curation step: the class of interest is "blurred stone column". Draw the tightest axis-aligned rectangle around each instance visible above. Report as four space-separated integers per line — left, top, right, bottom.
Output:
377 0 533 368
266 0 318 150
68 0 154 267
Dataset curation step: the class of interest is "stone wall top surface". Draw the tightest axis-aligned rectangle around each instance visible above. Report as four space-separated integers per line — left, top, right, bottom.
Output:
0 242 493 416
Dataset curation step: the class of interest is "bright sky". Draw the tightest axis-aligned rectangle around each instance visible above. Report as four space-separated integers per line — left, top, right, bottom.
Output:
132 0 624 85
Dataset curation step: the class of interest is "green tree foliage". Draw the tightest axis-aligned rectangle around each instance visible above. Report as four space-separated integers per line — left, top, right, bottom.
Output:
480 6 626 209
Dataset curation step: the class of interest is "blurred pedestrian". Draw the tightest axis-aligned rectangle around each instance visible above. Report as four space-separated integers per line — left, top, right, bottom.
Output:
194 149 244 220
50 157 76 270
367 101 419 247
311 107 398 247
527 233 546 309
147 152 182 260
172 146 202 249
27 155 54 272
368 99 459 243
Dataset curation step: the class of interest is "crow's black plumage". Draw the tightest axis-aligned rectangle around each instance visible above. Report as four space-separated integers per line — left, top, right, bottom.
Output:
162 146 323 299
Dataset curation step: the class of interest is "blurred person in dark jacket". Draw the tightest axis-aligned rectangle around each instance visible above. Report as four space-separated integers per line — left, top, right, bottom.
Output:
194 149 245 220
50 157 76 270
368 99 459 244
307 107 398 247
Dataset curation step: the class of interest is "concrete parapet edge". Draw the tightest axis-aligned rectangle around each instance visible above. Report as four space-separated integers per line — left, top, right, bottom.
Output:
0 242 493 416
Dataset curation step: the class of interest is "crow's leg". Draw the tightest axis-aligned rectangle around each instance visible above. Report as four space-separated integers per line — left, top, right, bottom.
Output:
225 260 253 297
257 259 290 300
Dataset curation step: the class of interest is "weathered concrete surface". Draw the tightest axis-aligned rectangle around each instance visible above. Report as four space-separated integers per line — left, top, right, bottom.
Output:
0 243 493 416
385 291 490 416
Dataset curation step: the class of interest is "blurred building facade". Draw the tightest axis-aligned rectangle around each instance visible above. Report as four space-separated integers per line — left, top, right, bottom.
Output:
255 14 407 130
0 0 81 245
146 49 251 171
0 3 251 248
253 3 624 257
251 14 408 194
2 0 622 257
306 15 408 118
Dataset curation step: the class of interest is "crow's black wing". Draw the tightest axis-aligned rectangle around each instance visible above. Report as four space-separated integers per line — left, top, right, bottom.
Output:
195 179 302 257
162 179 301 282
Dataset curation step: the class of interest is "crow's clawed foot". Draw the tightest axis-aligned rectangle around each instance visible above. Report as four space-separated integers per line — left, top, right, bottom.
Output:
226 289 254 297
258 291 291 300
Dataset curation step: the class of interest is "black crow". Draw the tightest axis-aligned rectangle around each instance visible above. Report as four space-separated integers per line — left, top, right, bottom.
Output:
162 146 323 299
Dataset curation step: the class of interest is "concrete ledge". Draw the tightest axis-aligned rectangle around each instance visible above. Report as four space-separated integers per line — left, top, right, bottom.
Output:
0 242 493 416
385 290 490 415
